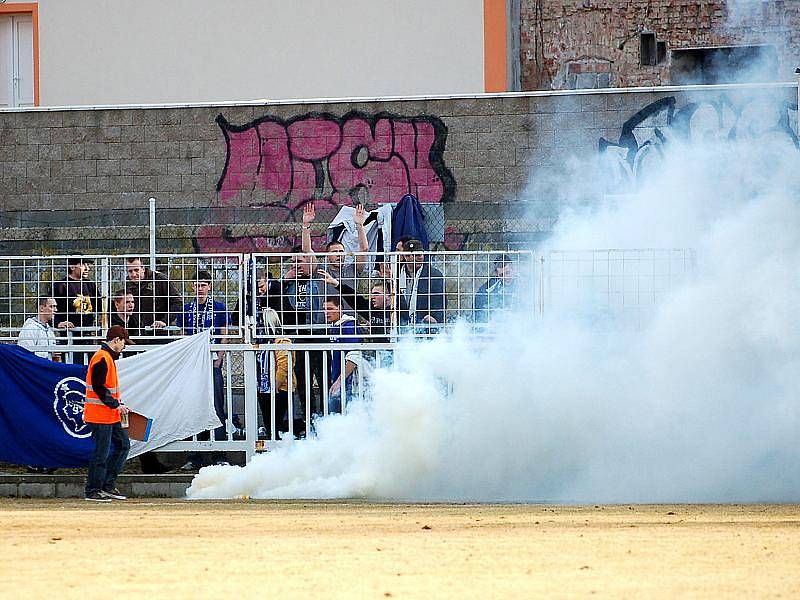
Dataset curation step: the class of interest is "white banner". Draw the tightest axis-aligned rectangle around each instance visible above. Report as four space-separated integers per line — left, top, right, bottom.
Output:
117 330 221 457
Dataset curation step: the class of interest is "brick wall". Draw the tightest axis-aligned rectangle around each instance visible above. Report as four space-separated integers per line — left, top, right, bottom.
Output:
0 84 796 254
520 0 800 90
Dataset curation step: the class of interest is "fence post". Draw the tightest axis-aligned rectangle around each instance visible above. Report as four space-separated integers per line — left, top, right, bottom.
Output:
244 349 257 462
537 254 545 317
99 256 110 331
148 197 157 272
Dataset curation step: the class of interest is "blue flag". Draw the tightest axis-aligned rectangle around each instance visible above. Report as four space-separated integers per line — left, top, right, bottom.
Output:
0 345 93 468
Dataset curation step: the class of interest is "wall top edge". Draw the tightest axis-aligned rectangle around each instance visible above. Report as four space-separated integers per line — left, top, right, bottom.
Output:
1 82 797 114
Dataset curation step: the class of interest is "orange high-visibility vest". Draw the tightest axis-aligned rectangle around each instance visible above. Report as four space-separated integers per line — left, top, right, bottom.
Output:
83 347 121 424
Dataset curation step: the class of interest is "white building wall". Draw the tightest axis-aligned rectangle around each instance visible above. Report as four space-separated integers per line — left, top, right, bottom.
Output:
23 0 485 106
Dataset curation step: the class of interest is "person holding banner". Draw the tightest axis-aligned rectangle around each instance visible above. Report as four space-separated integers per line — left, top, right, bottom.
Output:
83 325 132 502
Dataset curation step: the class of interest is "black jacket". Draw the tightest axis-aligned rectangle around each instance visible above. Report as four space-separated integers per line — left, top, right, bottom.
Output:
125 268 183 328
52 277 100 335
90 343 121 409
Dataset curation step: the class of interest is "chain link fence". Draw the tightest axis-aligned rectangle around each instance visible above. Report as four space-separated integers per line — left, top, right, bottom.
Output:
0 201 553 256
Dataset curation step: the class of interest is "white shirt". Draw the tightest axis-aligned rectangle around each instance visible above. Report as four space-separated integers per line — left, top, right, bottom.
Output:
407 265 424 324
18 317 57 359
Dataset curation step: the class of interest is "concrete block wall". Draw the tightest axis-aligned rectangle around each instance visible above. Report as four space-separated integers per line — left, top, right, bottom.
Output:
0 84 796 254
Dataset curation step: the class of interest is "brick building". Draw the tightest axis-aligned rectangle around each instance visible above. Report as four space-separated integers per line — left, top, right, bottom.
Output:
519 0 800 90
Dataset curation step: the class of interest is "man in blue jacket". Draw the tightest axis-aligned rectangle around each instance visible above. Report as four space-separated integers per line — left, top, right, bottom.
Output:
473 254 518 323
323 296 362 414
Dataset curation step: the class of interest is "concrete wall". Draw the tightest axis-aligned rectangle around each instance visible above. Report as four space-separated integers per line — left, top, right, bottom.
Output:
9 0 485 105
520 0 800 90
0 83 797 253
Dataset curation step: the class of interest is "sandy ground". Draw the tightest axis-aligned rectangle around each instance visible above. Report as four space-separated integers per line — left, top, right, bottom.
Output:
0 500 798 599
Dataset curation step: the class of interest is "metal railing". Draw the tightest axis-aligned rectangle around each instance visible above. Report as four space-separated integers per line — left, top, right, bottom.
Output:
2 248 695 462
0 251 535 341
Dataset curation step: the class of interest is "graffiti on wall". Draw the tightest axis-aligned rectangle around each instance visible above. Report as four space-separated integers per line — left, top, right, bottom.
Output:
599 95 799 186
194 110 456 253
216 111 455 207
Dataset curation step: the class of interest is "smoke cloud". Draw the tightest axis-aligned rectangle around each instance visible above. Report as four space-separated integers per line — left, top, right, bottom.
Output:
187 104 800 503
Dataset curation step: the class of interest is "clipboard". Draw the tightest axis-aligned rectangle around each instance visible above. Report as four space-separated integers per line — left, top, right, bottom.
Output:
127 411 153 442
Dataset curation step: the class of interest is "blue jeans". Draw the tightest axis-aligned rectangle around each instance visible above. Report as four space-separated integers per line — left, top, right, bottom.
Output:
189 365 226 465
212 365 226 441
85 422 130 495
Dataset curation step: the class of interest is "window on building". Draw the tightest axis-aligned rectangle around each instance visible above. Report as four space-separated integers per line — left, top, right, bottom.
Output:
670 45 779 85
0 13 35 108
640 32 667 67
640 32 656 66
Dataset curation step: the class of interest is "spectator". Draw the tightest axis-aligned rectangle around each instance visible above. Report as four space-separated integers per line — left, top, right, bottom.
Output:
302 202 369 310
392 234 415 298
256 308 300 438
400 239 446 331
473 254 518 324
52 257 100 340
271 248 327 419
109 289 141 337
176 270 231 469
395 235 414 253
124 257 182 333
19 296 63 472
18 296 60 361
319 273 406 343
323 295 363 414
234 268 277 334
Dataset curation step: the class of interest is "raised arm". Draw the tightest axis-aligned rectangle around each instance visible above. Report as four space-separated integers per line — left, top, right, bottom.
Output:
353 205 369 271
301 203 315 253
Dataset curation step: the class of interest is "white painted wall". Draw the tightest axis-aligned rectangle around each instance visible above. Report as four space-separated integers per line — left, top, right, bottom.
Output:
20 0 484 106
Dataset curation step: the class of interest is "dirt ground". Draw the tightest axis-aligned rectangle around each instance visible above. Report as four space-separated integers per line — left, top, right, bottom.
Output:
0 500 797 598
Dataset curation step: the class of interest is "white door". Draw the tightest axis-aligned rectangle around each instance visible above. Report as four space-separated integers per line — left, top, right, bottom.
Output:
0 14 34 108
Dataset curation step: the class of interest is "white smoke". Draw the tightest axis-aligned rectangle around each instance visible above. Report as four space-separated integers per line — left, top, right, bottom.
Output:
188 113 800 503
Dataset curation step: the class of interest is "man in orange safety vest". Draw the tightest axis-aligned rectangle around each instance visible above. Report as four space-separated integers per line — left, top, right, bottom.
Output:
83 325 132 502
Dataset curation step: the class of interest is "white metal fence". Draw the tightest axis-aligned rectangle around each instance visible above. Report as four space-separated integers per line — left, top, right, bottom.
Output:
1 248 694 461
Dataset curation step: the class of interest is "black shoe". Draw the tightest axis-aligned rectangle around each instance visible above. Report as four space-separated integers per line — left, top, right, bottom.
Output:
101 488 127 500
84 491 112 503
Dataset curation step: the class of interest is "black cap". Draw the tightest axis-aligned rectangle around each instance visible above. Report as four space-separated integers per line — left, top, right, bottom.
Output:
404 239 425 252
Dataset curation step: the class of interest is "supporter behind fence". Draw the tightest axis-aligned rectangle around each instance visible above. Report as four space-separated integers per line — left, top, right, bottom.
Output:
176 270 231 469
323 295 363 414
110 289 141 338
399 239 446 334
473 254 520 324
52 257 101 341
256 308 299 439
18 296 61 361
124 257 183 335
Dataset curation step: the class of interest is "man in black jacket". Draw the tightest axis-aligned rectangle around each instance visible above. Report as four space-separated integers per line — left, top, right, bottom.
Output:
52 257 100 340
399 239 446 332
124 257 183 334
